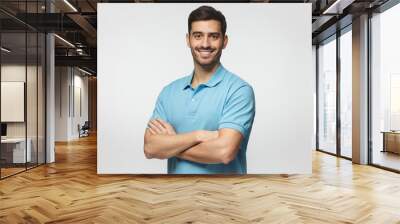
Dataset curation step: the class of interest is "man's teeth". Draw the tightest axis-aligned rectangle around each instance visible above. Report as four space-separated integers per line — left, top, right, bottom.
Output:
199 51 213 54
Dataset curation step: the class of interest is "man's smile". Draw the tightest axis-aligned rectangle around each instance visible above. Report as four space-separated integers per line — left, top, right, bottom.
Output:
196 48 215 58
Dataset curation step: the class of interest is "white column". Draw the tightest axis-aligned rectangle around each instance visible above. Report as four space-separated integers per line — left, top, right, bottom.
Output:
352 14 369 164
46 33 55 163
45 1 56 163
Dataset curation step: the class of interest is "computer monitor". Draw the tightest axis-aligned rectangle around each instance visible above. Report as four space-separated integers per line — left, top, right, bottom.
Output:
1 123 7 137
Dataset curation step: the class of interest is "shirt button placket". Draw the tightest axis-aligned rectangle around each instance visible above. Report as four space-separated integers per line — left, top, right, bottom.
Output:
189 92 196 115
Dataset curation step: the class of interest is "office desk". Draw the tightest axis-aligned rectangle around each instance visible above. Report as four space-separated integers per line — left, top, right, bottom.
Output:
382 131 400 154
1 138 31 163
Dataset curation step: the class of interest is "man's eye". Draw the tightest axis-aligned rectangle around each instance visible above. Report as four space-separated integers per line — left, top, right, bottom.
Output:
211 35 219 40
194 34 201 39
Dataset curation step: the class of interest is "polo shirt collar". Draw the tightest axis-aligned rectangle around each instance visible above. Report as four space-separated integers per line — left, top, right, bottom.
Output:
183 64 226 90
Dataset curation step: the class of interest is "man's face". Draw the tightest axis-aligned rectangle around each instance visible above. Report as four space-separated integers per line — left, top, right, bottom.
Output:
186 20 228 68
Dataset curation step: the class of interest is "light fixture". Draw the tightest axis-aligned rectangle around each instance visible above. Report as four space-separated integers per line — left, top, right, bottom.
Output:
1 47 11 53
76 48 85 55
78 67 93 76
54 34 75 48
322 0 355 15
63 0 78 12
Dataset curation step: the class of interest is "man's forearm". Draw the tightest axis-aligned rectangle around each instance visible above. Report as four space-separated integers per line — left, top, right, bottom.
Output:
177 128 243 165
177 137 231 164
144 130 200 159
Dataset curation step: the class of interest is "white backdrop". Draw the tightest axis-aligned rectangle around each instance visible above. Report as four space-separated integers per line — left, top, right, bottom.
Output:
98 3 313 174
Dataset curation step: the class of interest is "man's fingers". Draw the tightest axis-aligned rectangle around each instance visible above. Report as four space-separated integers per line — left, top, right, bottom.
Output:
148 121 164 134
154 119 167 129
150 120 164 130
147 127 156 135
156 118 167 126
147 123 159 133
156 119 177 135
157 119 174 129
148 119 175 135
158 119 174 130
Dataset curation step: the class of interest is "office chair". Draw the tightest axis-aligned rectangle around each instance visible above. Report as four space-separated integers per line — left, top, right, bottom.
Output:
79 121 90 138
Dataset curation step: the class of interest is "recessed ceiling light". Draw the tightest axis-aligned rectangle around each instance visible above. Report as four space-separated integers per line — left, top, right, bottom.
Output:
54 34 75 48
78 67 93 76
322 0 354 15
63 0 78 12
1 47 11 53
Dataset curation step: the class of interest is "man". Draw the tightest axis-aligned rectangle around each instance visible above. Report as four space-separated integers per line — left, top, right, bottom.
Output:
144 5 255 174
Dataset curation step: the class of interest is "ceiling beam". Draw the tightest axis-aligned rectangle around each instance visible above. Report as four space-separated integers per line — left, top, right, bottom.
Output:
322 0 356 14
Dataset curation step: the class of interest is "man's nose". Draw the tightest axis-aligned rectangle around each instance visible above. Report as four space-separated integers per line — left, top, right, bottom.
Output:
200 36 211 48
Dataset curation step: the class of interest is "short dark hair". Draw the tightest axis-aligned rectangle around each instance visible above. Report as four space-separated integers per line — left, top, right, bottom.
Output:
188 6 227 36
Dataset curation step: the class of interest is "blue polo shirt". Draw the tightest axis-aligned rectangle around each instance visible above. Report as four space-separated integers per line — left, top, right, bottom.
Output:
150 64 255 174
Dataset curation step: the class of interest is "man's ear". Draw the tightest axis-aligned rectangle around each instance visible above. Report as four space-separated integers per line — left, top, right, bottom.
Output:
223 35 228 49
186 33 190 47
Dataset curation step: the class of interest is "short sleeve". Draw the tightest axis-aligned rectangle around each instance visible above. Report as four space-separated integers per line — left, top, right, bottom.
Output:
149 87 168 122
218 85 255 137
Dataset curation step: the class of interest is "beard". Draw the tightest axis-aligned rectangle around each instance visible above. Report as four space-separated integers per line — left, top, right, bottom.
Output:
190 47 222 70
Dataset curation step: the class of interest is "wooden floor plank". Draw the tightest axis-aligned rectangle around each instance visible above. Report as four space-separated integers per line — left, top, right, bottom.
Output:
0 134 400 223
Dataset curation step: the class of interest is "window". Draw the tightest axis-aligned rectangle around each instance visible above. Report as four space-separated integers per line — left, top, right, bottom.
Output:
339 28 352 158
318 37 337 154
371 2 400 171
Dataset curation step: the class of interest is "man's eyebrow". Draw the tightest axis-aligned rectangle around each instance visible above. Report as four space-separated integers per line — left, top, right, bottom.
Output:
191 31 221 36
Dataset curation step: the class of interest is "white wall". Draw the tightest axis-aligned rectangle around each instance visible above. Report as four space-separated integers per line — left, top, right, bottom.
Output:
55 66 69 141
98 3 313 174
72 72 89 138
55 67 89 141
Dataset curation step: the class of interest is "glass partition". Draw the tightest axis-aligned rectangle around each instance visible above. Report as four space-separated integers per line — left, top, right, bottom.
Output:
371 3 400 171
317 36 337 155
38 32 45 165
0 1 46 179
0 31 28 177
339 28 352 158
27 31 38 169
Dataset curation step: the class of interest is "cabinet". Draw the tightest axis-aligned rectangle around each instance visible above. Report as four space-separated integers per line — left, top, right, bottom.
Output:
382 131 400 154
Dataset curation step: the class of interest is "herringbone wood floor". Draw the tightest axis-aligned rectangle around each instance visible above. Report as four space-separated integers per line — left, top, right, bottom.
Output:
1 134 400 224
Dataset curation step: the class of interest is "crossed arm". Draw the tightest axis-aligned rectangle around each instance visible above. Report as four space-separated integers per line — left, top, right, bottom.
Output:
143 119 243 164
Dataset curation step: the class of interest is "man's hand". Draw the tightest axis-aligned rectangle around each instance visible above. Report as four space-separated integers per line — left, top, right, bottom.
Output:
147 119 176 135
